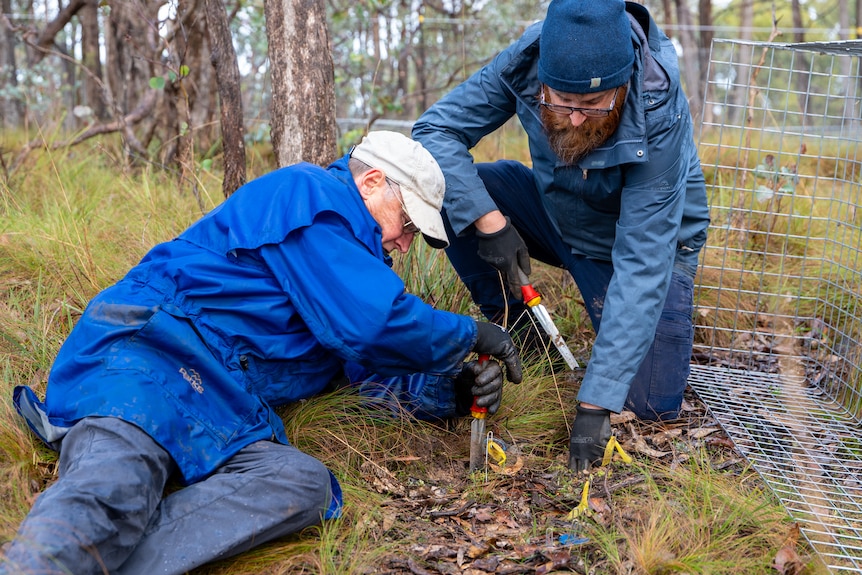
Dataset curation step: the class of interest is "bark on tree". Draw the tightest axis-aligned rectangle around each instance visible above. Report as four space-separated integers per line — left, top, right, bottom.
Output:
856 0 862 120
791 0 812 125
27 0 87 64
162 0 202 180
205 0 247 197
79 0 105 120
837 0 856 124
103 0 158 158
660 0 673 30
731 0 755 125
697 0 713 125
673 0 702 124
264 0 337 168
0 0 23 127
417 3 428 113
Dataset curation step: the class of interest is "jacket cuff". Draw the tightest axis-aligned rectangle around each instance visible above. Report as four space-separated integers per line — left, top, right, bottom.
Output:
576 374 628 413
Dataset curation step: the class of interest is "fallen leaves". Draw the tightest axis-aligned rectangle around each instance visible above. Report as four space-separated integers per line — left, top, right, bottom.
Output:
772 523 806 575
370 392 764 574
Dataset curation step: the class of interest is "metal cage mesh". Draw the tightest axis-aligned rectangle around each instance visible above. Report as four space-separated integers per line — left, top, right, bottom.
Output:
693 39 862 572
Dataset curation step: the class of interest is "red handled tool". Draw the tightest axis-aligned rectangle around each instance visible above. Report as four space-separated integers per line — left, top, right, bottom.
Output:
519 272 579 370
469 354 489 472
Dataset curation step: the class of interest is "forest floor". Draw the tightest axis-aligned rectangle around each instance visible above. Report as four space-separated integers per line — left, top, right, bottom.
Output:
348 384 815 575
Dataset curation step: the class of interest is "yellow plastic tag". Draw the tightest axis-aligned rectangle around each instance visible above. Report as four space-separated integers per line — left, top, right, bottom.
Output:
565 479 591 521
601 436 633 467
487 439 506 466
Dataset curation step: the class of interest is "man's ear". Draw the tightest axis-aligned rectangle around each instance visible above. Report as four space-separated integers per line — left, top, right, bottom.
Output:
356 168 386 199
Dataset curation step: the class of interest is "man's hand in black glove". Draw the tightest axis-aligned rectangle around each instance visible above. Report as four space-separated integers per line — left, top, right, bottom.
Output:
458 359 504 414
473 321 523 384
568 405 612 472
476 216 531 298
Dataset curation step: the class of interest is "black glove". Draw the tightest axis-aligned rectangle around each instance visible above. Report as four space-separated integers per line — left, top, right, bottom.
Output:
458 359 504 414
473 321 523 384
568 405 612 472
476 217 531 298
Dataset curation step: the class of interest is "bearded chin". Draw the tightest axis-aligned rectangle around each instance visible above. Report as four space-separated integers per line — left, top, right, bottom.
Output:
540 104 623 166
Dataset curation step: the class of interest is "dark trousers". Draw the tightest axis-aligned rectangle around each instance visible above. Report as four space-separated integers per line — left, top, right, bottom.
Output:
1 417 331 575
442 160 694 420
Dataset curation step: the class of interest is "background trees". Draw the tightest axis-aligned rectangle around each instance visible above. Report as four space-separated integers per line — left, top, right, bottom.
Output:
1 0 860 182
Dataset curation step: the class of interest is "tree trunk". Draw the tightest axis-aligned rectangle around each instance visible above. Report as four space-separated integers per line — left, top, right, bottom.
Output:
27 0 86 65
0 0 23 127
673 0 702 125
417 1 428 113
205 0 247 196
396 0 411 119
731 0 754 126
698 0 713 126
857 0 862 121
837 0 856 125
660 0 674 31
264 0 337 168
183 6 218 155
103 0 159 159
791 0 812 126
79 0 105 120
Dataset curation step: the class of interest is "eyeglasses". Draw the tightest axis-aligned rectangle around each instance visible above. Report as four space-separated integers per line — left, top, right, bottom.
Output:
402 217 420 236
388 179 420 236
539 86 620 118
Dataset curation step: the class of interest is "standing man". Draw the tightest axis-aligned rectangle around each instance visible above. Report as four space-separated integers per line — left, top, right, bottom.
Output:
412 0 710 471
2 131 521 575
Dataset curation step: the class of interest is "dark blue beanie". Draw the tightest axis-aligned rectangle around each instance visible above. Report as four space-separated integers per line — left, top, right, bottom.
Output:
538 0 634 94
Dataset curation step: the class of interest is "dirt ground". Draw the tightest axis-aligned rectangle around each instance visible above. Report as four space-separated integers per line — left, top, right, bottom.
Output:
352 386 804 575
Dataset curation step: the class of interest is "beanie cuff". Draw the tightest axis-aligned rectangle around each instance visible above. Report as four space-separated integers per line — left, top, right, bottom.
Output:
538 58 633 94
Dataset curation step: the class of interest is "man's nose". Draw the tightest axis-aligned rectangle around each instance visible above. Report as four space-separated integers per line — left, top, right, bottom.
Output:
569 110 588 127
395 233 415 253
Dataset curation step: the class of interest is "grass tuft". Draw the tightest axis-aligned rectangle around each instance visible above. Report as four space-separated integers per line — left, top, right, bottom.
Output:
585 454 812 574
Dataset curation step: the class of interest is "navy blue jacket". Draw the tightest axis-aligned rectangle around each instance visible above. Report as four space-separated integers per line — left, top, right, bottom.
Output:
413 3 710 411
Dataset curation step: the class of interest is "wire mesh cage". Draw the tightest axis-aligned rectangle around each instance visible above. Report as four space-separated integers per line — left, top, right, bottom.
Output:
693 38 862 572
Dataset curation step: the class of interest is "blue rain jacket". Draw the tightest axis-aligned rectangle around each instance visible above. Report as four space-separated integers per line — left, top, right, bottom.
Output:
413 3 710 412
13 156 476 517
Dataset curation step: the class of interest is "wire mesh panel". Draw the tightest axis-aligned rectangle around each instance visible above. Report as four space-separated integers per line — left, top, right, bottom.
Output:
693 39 862 572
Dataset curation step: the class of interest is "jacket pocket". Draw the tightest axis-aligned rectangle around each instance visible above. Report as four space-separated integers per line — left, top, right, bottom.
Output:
105 307 260 448
240 350 339 407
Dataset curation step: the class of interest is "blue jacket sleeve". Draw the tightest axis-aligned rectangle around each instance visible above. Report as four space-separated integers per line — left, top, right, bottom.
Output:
259 212 475 377
412 26 540 236
576 109 690 412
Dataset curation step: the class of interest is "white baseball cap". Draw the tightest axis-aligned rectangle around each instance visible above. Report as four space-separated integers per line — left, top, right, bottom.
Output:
351 131 449 249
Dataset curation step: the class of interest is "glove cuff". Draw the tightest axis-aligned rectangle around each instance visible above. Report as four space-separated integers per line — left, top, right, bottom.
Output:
576 404 611 415
474 216 511 239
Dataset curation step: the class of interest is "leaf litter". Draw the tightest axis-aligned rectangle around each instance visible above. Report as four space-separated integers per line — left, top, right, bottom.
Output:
355 387 814 574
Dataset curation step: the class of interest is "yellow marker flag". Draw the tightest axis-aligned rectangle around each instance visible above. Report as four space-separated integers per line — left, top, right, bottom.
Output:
565 479 591 521
601 436 633 467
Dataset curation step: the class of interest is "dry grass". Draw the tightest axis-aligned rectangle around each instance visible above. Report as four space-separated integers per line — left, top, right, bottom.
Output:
0 133 834 573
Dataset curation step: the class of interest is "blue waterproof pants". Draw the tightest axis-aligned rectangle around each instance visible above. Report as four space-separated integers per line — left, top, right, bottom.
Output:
0 417 331 575
442 160 695 420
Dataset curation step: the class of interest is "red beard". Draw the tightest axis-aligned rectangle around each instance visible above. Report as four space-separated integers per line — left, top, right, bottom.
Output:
539 85 627 165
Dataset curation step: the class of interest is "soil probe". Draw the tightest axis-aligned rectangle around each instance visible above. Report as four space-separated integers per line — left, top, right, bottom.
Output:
469 354 490 472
